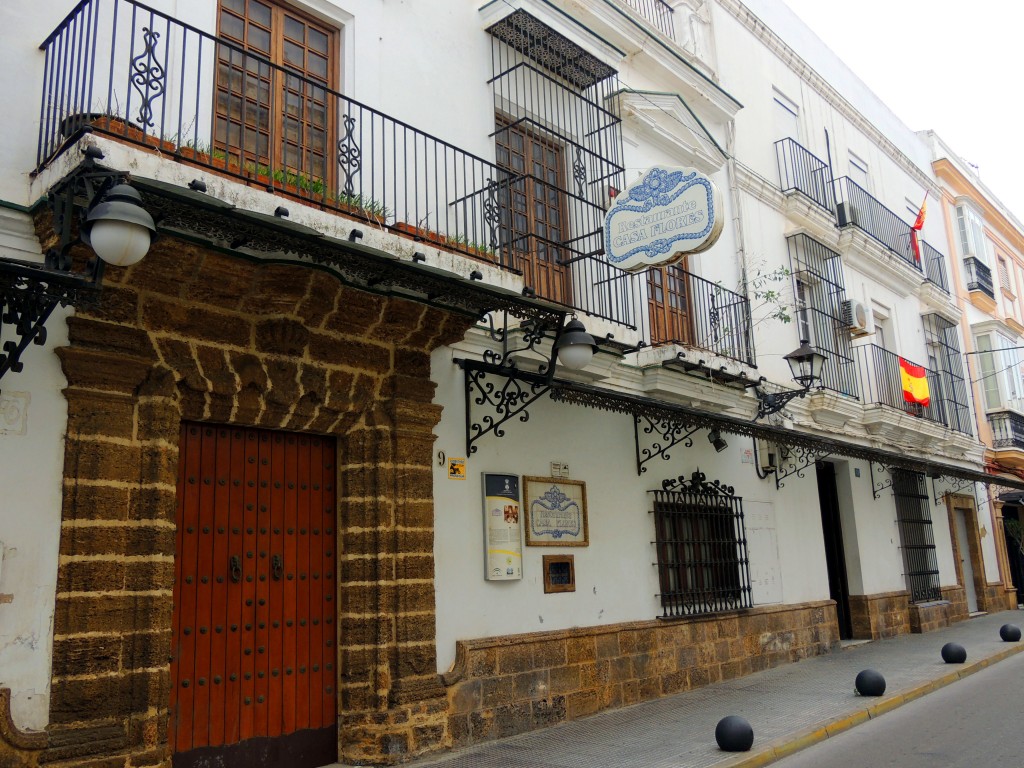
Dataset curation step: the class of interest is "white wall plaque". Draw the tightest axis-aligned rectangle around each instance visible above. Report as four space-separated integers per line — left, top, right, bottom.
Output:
603 166 723 273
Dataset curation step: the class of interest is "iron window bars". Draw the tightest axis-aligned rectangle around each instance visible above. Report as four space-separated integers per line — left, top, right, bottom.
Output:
650 471 752 618
891 469 942 603
922 312 972 436
786 233 858 398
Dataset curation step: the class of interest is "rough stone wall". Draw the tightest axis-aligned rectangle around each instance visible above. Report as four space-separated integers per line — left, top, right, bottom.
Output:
848 591 910 639
23 234 471 768
443 601 839 748
908 588 968 634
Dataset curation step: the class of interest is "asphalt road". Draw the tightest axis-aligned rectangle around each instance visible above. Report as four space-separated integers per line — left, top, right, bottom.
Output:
774 649 1024 768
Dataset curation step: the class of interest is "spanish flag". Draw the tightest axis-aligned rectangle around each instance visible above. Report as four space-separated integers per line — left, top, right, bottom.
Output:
909 194 927 263
899 357 930 407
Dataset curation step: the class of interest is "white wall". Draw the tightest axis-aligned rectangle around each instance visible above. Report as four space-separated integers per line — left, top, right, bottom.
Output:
0 300 68 731
430 338 830 674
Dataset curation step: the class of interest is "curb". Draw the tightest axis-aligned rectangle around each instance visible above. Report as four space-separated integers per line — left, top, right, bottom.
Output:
718 642 1024 768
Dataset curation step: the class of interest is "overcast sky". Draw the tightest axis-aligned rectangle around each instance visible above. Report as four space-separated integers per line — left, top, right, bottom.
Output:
779 0 1024 224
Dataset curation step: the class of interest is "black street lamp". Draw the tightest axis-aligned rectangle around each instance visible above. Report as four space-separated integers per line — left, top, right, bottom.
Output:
754 340 827 420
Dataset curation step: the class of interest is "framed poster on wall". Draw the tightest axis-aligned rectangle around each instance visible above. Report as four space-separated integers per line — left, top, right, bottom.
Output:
523 476 589 546
482 473 522 580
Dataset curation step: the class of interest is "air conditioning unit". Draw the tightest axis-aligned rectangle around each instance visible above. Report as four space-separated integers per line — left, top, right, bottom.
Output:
836 202 862 228
757 439 778 473
841 298 874 337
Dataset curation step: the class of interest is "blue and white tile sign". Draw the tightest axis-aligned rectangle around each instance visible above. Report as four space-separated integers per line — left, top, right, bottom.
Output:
604 166 723 273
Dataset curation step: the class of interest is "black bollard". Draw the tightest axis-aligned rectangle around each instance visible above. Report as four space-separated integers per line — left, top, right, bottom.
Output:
999 624 1021 642
940 642 967 663
715 715 754 752
854 669 886 696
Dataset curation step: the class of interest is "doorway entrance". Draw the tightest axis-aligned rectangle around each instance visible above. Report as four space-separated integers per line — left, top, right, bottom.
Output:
816 461 852 639
953 506 979 613
171 423 338 768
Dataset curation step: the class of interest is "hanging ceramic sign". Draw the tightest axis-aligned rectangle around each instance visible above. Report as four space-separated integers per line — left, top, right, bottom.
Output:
603 166 724 273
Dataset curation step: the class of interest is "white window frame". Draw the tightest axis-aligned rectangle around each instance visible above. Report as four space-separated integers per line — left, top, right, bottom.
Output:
848 151 869 191
956 200 992 266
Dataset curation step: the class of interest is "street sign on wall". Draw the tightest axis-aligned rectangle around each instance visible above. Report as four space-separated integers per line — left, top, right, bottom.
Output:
603 166 724 273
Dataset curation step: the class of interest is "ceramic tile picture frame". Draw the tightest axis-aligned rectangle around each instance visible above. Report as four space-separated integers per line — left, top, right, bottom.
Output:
523 476 589 546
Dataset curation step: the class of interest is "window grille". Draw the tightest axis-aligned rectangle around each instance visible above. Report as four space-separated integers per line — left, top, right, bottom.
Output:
487 10 628 322
786 233 858 398
650 473 752 618
922 313 972 436
891 470 942 603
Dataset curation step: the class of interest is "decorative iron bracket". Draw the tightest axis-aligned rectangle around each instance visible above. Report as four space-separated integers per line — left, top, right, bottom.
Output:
456 311 566 455
1 150 131 386
752 383 810 420
774 444 833 489
458 358 552 455
870 461 898 499
661 469 736 497
634 415 699 476
932 475 976 505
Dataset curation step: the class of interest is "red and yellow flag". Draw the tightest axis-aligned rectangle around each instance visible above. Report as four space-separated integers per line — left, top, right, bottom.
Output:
899 357 930 407
910 194 928 263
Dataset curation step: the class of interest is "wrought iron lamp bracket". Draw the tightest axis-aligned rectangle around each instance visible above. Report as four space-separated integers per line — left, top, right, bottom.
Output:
1 152 132 384
481 311 562 375
931 475 975 505
634 414 699 476
774 444 833 490
753 383 810 420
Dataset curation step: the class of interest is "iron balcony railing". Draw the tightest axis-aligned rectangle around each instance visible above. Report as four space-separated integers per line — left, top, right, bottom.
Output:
989 410 1024 450
645 267 756 366
834 177 922 271
619 0 675 38
963 256 995 300
921 241 950 295
36 0 642 328
774 138 834 213
855 344 947 427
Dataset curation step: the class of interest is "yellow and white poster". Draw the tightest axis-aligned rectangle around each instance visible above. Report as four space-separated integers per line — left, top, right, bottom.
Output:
482 473 522 581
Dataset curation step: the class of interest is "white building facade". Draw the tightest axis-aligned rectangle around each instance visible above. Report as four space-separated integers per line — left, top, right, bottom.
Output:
0 1 1014 766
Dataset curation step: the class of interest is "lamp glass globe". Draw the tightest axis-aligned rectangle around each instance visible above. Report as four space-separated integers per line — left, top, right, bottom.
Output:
89 219 151 267
557 343 594 370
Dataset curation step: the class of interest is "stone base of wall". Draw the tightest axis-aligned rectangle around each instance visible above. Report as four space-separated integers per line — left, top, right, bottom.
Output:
982 583 1017 613
848 591 910 639
443 601 839 749
908 587 968 634
340 695 450 766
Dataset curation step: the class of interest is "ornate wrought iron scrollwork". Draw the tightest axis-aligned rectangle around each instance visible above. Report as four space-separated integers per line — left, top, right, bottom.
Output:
572 147 587 198
870 461 897 499
460 360 551 455
932 474 977 505
774 444 833 489
1 154 131 386
483 177 501 252
337 114 361 196
633 415 699 475
662 470 735 497
1 268 92 380
482 314 555 371
130 27 165 127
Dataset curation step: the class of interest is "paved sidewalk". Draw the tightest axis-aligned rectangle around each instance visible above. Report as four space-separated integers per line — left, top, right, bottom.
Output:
385 610 1024 768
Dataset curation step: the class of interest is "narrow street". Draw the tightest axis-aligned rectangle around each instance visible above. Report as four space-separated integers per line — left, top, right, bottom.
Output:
775 647 1024 767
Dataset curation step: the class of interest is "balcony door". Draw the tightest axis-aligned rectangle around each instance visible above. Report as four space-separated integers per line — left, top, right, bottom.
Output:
495 118 570 304
216 0 335 186
647 261 693 345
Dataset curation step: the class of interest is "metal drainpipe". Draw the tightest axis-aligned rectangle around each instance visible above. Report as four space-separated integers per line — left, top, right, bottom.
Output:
724 122 751 329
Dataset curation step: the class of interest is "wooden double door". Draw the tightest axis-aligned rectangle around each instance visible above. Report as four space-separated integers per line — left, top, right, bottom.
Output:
171 423 337 768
